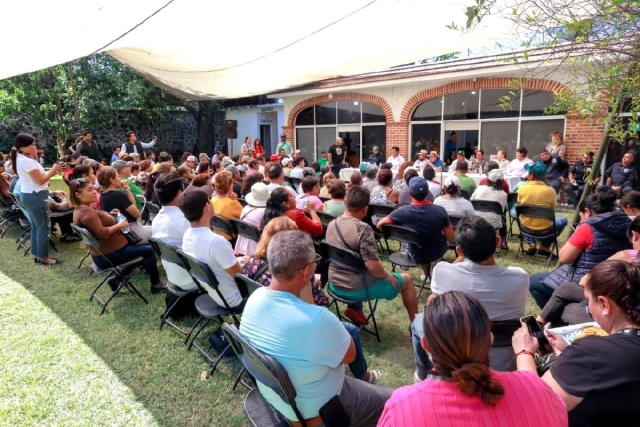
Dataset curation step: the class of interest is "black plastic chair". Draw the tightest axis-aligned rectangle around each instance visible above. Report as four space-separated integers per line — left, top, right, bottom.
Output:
365 203 395 254
148 237 202 335
471 199 508 253
143 201 161 224
514 205 559 267
321 241 382 342
71 224 148 315
284 177 299 193
177 249 245 374
315 211 335 238
230 218 261 246
211 214 237 242
221 323 349 427
459 189 471 200
237 197 248 208
506 192 520 239
382 225 442 297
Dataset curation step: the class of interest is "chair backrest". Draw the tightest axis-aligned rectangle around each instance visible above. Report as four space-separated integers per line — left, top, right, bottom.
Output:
221 323 306 423
70 224 102 253
315 211 335 229
319 196 330 204
237 197 248 208
284 176 298 193
471 200 504 216
515 205 556 222
177 249 238 311
7 192 20 206
135 194 147 213
148 237 188 270
459 189 471 200
146 201 161 221
211 214 237 237
229 218 261 243
448 216 462 229
234 274 265 299
506 192 519 208
367 203 395 218
320 242 366 278
381 224 423 247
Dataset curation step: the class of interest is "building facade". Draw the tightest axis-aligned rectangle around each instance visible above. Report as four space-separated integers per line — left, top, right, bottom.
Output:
223 103 284 158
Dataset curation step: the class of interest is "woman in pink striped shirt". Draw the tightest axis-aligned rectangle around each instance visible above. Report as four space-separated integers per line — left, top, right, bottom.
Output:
378 292 567 427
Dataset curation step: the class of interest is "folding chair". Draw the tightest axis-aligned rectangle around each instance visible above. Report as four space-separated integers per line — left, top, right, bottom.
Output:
365 203 395 254
230 218 261 245
514 205 559 267
382 224 443 297
322 241 382 342
210 214 237 245
506 192 520 239
0 198 18 238
143 201 161 224
148 237 202 335
315 211 335 238
135 194 147 214
177 249 247 374
237 197 248 208
446 216 462 256
71 224 148 315
471 199 508 253
459 189 471 200
221 323 350 427
284 177 299 193
319 196 330 204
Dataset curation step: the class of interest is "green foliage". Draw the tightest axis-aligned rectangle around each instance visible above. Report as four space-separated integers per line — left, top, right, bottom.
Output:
419 51 462 64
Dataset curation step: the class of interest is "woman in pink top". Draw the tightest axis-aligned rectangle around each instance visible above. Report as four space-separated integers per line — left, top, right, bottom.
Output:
378 292 567 427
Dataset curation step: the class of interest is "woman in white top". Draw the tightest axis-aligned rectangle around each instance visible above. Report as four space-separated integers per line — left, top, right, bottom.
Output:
471 169 508 229
506 147 534 177
422 165 441 198
12 133 65 265
234 182 268 256
434 175 475 219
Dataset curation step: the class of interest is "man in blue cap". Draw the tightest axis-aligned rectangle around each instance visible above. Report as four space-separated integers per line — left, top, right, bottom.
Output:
517 161 568 256
377 177 455 280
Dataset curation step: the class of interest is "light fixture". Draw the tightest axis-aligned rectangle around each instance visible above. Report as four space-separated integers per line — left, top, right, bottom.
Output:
471 91 477 95
328 93 333 99
354 101 359 106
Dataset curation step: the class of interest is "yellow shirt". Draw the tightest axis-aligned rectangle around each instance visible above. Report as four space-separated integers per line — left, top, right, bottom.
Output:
152 162 160 172
210 196 242 240
517 181 557 230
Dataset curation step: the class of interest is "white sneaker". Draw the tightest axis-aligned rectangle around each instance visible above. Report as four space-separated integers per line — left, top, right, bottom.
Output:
420 274 426 282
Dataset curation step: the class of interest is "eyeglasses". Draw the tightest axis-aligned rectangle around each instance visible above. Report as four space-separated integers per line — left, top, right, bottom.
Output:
298 253 322 272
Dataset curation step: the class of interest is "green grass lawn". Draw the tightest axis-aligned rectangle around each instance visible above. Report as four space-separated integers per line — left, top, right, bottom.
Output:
0 177 571 426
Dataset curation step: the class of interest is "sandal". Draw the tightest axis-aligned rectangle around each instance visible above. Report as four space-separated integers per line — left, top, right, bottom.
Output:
364 370 382 384
38 258 63 266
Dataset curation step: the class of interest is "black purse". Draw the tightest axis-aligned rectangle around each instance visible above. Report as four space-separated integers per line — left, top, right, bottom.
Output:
123 229 143 245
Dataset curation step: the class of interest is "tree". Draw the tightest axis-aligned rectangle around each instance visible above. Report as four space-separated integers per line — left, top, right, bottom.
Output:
454 0 640 223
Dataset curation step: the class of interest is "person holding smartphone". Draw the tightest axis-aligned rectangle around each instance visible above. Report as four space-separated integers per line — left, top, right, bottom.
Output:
11 133 66 265
513 260 640 426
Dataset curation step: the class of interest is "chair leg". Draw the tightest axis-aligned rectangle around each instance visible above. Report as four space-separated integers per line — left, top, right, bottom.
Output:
364 298 381 342
160 295 183 330
209 344 231 376
183 316 203 347
123 281 149 305
187 318 211 352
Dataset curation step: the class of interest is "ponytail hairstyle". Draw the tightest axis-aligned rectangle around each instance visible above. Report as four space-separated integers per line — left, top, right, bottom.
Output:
261 187 289 228
580 187 617 215
422 292 505 405
11 133 36 178
586 260 640 326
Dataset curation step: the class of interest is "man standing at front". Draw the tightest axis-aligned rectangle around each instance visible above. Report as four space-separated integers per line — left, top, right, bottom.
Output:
240 230 392 426
328 137 347 177
121 131 157 158
276 133 293 157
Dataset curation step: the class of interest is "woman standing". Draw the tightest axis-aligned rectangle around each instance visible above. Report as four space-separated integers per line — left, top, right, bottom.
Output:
241 136 253 158
253 138 264 159
546 132 567 157
12 133 65 265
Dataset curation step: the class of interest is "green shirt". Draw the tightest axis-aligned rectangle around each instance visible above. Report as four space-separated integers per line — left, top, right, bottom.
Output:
455 173 477 196
318 157 328 168
323 200 346 217
276 141 293 156
119 177 144 211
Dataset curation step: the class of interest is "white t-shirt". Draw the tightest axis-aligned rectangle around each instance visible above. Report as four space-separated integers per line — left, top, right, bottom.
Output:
151 206 198 291
182 226 242 307
16 153 47 193
267 182 297 197
506 157 534 177
427 180 441 198
433 196 476 218
387 155 405 169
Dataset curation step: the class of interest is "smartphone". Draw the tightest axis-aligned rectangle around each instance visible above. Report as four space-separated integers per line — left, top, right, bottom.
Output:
521 315 554 355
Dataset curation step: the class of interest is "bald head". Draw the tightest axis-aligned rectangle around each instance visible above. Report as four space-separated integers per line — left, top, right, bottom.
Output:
335 137 343 145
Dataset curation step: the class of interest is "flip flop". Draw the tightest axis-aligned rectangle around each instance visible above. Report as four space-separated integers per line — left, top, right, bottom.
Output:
365 370 382 384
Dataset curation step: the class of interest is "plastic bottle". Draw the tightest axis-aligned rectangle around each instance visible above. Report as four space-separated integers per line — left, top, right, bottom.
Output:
116 213 130 234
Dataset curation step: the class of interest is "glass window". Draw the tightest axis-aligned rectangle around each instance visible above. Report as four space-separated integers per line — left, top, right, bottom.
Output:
315 102 337 125
337 101 361 124
411 124 441 159
296 128 315 159
295 106 315 126
480 89 521 119
362 125 386 163
412 98 442 121
521 90 564 117
520 119 565 156
316 127 336 156
362 103 386 123
480 121 518 160
443 91 479 120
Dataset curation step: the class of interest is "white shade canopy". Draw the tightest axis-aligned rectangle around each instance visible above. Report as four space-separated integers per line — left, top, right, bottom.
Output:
1 0 522 99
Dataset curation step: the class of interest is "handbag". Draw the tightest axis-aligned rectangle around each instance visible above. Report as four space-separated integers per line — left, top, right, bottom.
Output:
123 228 143 245
541 264 577 290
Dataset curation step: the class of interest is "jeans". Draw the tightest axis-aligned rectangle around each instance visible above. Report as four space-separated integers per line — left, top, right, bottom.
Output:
342 322 368 379
330 163 344 178
564 183 585 206
539 282 592 326
410 314 432 380
92 243 160 286
529 272 555 309
20 190 50 258
523 217 568 248
545 178 562 194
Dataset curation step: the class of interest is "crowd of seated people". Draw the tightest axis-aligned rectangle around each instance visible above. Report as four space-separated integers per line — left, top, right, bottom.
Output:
9 129 640 427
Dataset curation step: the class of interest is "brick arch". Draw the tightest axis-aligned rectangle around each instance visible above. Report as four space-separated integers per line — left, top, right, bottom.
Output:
286 93 394 131
400 77 569 123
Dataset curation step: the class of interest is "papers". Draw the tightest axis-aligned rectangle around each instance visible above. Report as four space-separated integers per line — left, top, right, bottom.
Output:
548 322 607 345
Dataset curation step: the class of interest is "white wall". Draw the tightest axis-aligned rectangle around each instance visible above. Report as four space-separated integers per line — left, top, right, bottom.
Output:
224 105 284 157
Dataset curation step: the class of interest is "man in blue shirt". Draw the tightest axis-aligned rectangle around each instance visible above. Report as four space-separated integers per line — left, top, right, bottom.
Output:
443 131 458 165
428 150 444 170
240 230 391 426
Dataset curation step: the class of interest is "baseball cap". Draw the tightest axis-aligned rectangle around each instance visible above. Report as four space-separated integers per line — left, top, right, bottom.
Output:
187 155 197 162
281 158 292 166
457 150 466 157
269 154 280 162
419 149 428 155
359 161 369 173
178 186 213 221
525 161 547 177
430 150 439 156
408 177 429 199
225 165 239 175
372 145 379 151
295 149 302 154
111 160 132 172
488 169 504 182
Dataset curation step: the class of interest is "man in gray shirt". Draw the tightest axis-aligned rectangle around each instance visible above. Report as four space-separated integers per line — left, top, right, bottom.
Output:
411 215 528 377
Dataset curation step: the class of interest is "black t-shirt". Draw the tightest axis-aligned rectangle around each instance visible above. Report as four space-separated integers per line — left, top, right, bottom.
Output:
328 144 346 164
100 190 136 223
551 332 640 426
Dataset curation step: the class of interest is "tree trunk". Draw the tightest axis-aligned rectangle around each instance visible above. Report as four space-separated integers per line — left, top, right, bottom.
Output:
56 135 66 159
192 100 217 155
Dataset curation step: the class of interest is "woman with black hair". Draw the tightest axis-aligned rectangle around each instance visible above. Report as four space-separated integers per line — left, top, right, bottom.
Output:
11 133 66 265
529 188 631 309
260 187 322 236
620 190 640 218
422 164 441 197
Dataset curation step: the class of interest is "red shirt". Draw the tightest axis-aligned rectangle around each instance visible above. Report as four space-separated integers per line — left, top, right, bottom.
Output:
479 177 510 193
568 222 594 250
285 209 323 237
378 370 567 427
254 145 264 159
